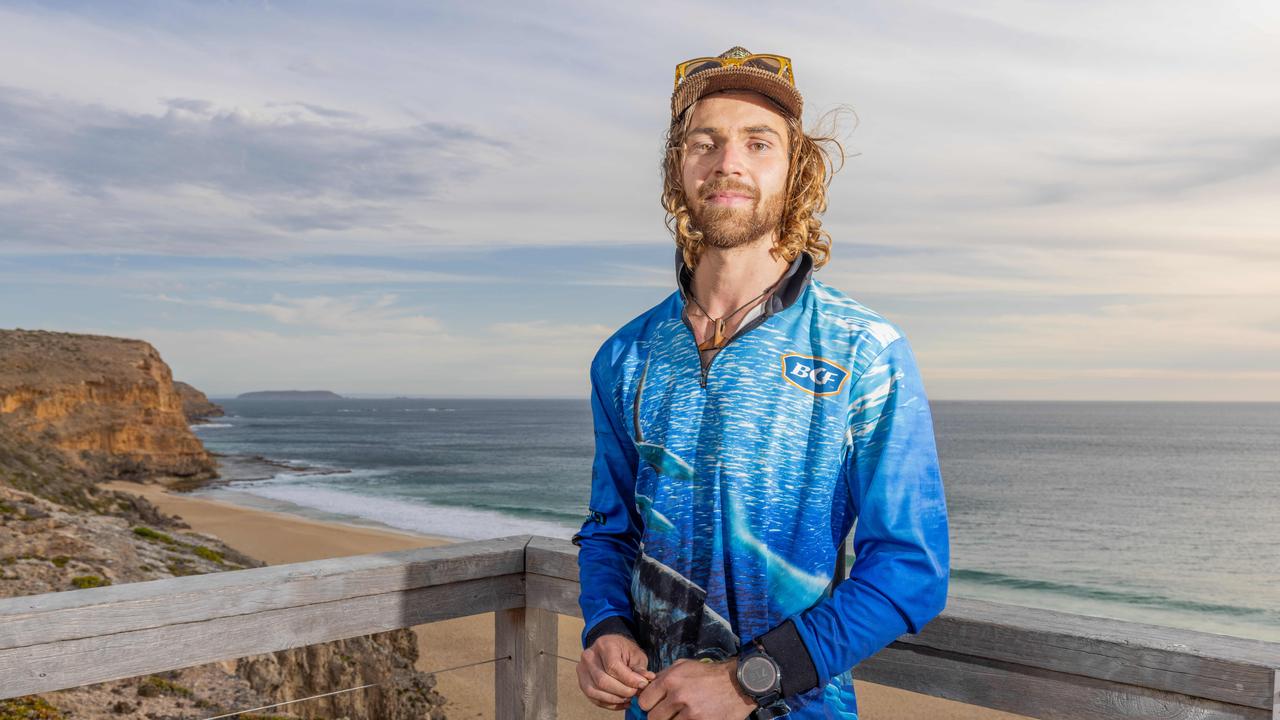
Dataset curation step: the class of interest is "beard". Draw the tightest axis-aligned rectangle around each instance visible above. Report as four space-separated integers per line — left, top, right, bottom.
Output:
688 182 786 249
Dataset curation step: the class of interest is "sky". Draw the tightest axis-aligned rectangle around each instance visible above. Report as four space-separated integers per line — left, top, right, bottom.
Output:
0 0 1277 400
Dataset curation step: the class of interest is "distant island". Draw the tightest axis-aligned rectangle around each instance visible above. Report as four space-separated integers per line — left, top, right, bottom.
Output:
236 390 345 400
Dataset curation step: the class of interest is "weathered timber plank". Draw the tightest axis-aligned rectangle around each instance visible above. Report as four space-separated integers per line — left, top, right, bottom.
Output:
857 642 1268 720
0 535 530 650
901 597 1280 710
525 536 579 580
495 605 558 720
0 574 524 699
526 573 582 618
1272 669 1278 720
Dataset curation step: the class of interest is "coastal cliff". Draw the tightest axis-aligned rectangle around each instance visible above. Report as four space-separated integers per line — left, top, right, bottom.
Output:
0 329 448 719
0 329 216 480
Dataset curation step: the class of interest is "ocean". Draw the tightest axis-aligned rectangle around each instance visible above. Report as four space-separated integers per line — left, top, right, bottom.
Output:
191 398 1280 642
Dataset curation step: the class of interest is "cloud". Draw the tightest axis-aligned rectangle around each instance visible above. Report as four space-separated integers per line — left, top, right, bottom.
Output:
0 85 513 254
0 260 498 289
2 89 511 197
151 292 444 334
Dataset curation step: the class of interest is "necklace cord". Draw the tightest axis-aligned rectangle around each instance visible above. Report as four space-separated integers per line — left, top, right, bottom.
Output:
686 270 788 351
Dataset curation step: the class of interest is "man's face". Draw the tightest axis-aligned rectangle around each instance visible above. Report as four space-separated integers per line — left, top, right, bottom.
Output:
680 90 791 250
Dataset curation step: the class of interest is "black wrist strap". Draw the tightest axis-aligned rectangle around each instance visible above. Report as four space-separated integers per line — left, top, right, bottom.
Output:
756 619 820 698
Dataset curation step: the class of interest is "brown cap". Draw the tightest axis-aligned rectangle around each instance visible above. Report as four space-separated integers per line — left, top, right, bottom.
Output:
670 46 803 121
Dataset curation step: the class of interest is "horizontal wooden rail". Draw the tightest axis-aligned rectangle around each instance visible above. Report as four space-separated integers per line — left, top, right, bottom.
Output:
1 534 1276 720
0 536 527 698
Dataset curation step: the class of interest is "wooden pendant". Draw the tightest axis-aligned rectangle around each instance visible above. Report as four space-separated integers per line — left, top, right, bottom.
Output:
698 318 726 351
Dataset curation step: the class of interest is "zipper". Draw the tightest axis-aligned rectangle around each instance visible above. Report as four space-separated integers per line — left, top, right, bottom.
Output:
681 310 771 388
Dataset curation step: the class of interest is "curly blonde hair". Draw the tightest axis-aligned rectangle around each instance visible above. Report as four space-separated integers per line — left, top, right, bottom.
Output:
661 97 850 271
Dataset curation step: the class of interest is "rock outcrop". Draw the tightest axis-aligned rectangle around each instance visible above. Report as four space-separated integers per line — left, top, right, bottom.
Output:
0 329 216 480
173 381 225 424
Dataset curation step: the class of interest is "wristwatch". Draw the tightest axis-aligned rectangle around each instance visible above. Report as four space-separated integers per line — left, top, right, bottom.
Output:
735 640 786 718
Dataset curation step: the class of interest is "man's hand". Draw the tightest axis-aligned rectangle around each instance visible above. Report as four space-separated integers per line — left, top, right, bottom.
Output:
577 634 657 711
637 657 758 720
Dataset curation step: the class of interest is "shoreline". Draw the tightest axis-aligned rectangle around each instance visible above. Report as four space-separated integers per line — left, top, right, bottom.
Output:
188 483 475 544
101 479 1028 720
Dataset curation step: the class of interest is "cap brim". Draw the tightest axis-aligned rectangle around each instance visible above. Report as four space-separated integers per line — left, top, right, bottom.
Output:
671 65 803 121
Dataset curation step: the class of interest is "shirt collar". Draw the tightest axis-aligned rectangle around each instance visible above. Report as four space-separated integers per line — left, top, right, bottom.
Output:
675 248 814 318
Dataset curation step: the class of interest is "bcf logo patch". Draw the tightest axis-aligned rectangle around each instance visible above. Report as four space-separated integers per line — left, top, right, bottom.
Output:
781 354 850 397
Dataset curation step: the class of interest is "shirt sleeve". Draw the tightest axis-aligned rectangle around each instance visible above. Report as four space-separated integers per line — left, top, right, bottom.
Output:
760 335 951 692
572 357 645 649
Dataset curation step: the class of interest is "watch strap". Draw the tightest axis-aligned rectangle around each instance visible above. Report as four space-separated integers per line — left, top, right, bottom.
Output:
749 700 790 720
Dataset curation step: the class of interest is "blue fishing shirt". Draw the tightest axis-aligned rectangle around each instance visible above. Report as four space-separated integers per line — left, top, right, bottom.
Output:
574 251 950 719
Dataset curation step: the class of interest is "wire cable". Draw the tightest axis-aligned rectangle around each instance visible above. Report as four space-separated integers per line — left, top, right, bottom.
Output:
197 655 512 720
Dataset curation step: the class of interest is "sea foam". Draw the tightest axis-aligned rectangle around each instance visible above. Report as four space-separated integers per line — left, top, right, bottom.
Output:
229 482 575 541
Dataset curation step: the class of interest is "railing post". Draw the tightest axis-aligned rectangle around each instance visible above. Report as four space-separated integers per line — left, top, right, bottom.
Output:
495 605 557 720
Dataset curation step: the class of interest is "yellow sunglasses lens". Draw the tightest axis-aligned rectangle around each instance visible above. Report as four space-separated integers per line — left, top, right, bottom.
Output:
684 59 724 78
674 54 794 90
742 56 782 73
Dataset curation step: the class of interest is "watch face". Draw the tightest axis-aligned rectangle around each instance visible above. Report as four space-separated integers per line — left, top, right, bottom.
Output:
740 655 778 694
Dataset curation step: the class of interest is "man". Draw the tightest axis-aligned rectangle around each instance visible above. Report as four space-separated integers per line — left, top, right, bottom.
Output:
573 46 950 720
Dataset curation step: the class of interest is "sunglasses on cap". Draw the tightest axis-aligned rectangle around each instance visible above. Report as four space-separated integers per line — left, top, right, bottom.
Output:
673 53 795 90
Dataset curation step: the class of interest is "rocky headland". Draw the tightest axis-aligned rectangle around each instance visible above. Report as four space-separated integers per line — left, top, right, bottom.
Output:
236 390 343 400
173 381 225 424
0 329 447 720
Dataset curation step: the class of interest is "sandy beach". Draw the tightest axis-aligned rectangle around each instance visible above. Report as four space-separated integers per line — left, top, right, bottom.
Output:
102 480 1027 720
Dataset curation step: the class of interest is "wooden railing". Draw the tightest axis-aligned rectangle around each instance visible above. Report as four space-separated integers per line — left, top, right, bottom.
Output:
1 535 1276 719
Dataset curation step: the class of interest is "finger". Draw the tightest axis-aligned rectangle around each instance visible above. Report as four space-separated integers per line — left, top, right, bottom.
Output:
589 662 638 699
628 656 654 677
582 684 633 707
608 657 652 689
579 659 634 703
631 665 657 683
648 694 680 720
637 677 667 712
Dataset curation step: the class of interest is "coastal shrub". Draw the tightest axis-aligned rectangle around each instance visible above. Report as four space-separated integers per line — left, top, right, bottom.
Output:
137 676 193 698
0 695 64 719
51 555 70 568
190 545 224 563
192 545 225 564
70 575 110 589
132 526 177 545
